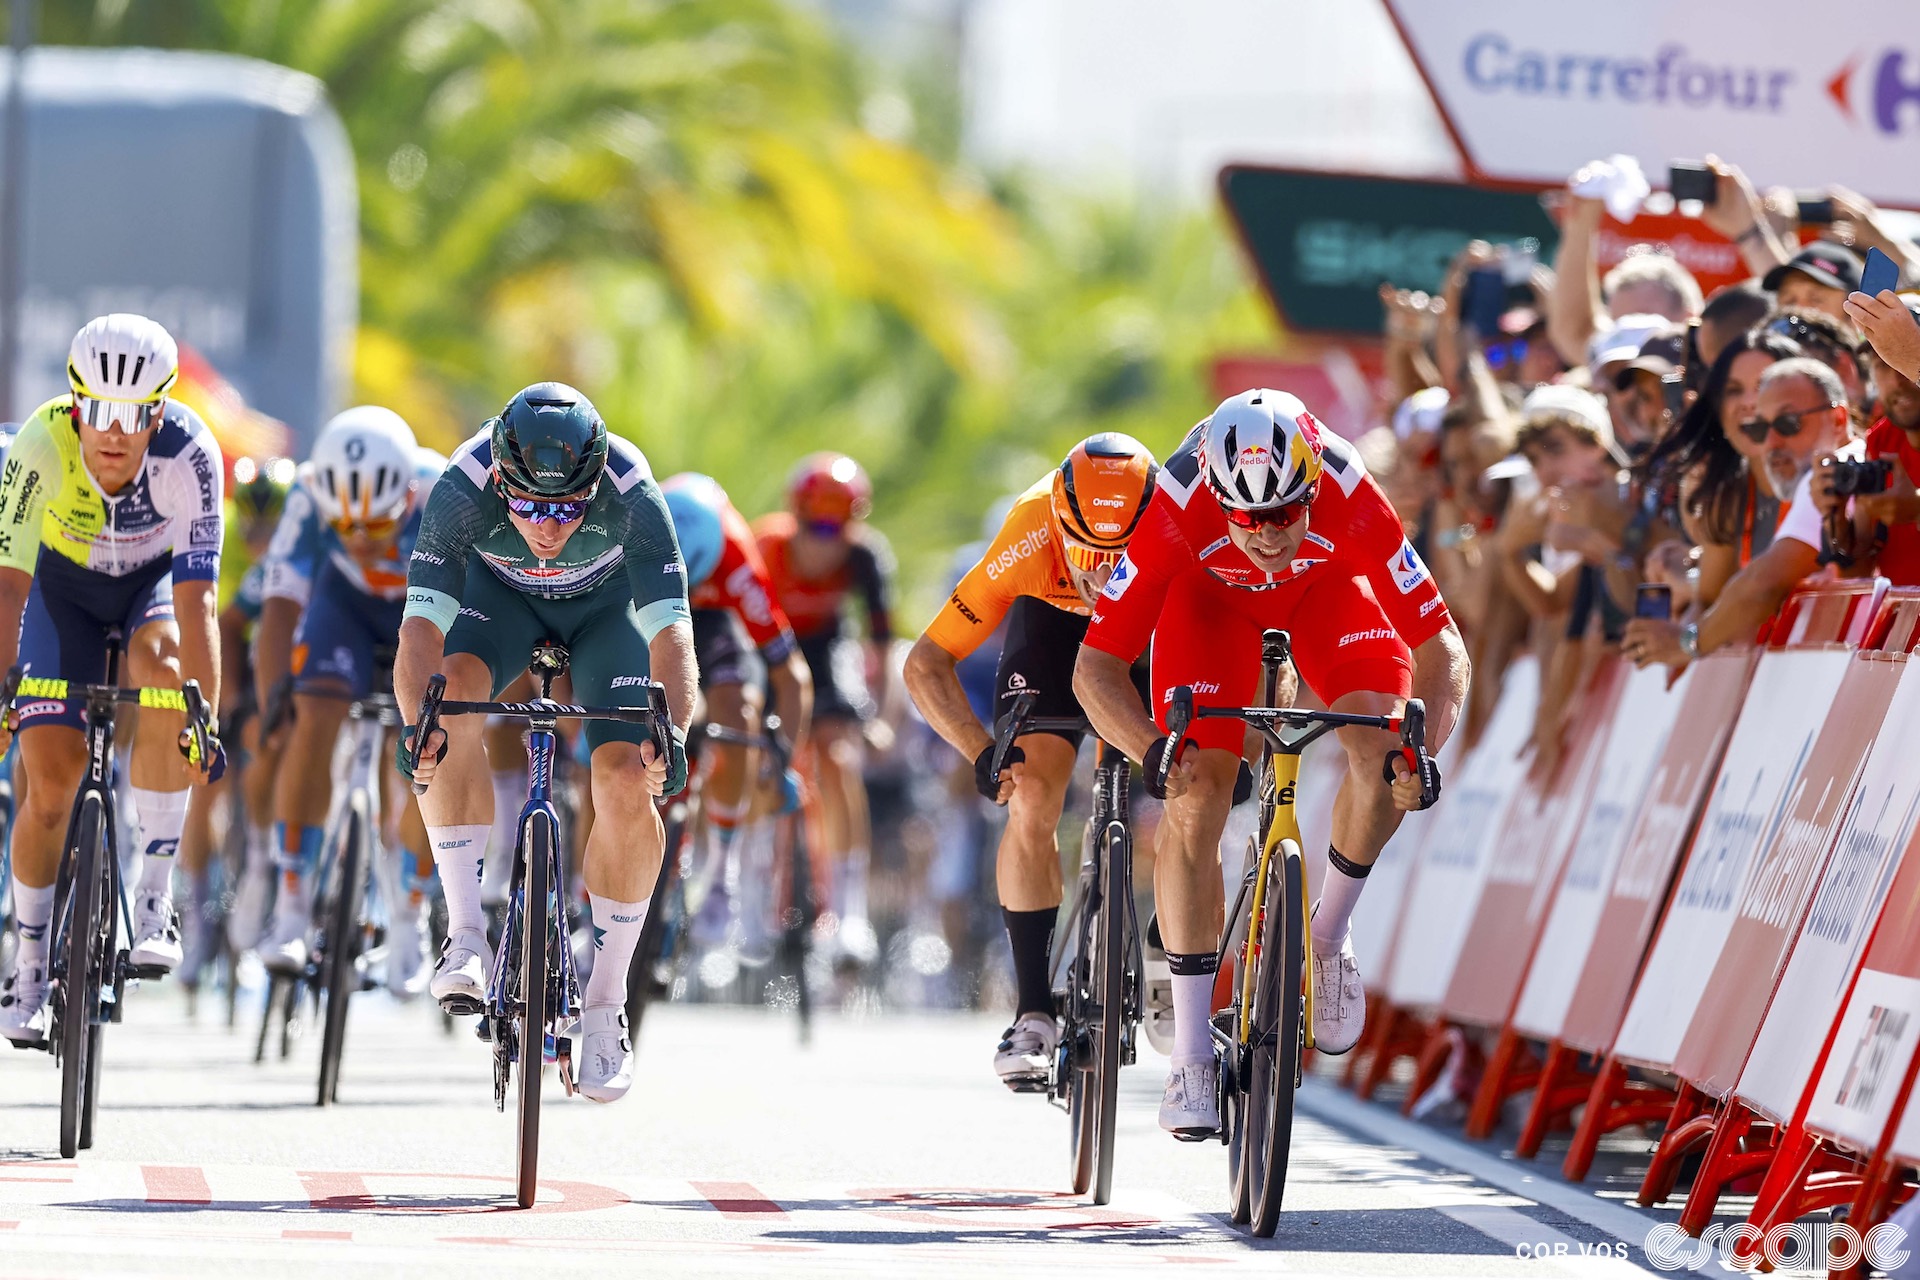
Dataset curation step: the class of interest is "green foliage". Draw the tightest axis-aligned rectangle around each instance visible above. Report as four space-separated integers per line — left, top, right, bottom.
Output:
45 0 1266 622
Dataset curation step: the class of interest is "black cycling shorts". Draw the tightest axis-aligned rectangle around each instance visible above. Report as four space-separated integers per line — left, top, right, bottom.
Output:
798 630 875 722
691 607 762 692
994 595 1149 748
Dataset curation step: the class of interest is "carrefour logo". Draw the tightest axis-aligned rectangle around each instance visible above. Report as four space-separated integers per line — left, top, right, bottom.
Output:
1461 36 1794 113
1830 49 1920 134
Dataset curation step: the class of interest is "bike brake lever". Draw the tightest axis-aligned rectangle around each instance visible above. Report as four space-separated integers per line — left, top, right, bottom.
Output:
988 689 1039 788
1158 686 1194 794
410 673 448 796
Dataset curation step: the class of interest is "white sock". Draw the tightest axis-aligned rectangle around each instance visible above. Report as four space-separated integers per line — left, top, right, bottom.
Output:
584 893 649 1006
132 787 191 896
244 824 274 873
1311 848 1370 957
1170 970 1216 1064
428 824 492 937
11 879 53 970
483 770 521 900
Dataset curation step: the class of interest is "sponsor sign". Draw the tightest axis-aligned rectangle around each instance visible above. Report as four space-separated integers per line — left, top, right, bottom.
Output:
1385 0 1920 208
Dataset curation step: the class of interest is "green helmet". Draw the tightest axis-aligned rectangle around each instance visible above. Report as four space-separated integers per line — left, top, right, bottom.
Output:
490 382 609 498
231 457 291 521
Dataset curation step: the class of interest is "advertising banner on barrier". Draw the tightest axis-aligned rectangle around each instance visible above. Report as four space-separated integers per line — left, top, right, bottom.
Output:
1386 658 1539 1010
1512 662 1688 1039
1674 656 1901 1099
1612 648 1854 1071
1444 659 1622 1028
1741 659 1920 1123
1383 0 1920 209
1559 649 1755 1055
1806 841 1920 1151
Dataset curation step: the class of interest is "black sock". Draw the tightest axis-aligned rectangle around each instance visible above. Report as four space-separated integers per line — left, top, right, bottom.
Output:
1003 907 1058 1018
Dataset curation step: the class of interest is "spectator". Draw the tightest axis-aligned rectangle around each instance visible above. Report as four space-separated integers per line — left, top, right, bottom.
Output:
1846 287 1920 389
1691 156 1793 278
1547 159 1705 369
1641 331 1801 607
1613 325 1689 446
1762 243 1863 324
1625 359 1852 667
1696 281 1773 371
1757 309 1868 419
1811 296 1920 585
1587 313 1672 454
1826 188 1920 285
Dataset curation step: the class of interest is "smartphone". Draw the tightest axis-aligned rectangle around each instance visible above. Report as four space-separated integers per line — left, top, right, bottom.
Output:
1635 583 1673 621
1862 246 1900 297
1796 195 1835 225
1461 266 1507 337
1501 238 1541 286
1669 161 1716 205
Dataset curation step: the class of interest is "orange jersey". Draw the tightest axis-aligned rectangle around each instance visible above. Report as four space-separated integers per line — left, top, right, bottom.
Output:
925 478 1088 660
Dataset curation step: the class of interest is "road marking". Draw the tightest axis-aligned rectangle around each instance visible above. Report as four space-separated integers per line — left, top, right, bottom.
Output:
282 1229 352 1241
142 1165 211 1204
693 1180 786 1218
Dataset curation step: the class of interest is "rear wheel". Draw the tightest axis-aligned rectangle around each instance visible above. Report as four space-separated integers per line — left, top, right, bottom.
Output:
516 812 552 1210
1062 856 1101 1196
1087 821 1129 1204
317 804 369 1106
1245 839 1305 1236
624 814 680 1042
784 811 815 1045
59 795 107 1159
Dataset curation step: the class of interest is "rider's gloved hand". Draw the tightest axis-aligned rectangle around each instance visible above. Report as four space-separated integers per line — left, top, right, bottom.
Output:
1383 748 1443 811
778 767 804 815
1232 759 1254 806
973 743 1024 803
203 735 228 784
1142 735 1184 801
397 724 447 783
661 723 690 797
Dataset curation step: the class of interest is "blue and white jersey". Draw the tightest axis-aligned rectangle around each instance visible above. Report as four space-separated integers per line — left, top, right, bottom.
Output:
261 446 445 605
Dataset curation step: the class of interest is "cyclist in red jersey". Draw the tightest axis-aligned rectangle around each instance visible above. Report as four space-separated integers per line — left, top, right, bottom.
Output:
662 473 813 947
1075 389 1469 1136
753 453 896 965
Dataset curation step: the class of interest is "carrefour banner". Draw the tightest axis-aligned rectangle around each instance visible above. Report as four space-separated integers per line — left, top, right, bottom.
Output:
1385 0 1920 207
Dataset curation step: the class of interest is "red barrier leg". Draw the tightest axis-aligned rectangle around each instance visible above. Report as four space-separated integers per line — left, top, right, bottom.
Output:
1745 1124 1825 1242
1562 1055 1680 1183
1516 1039 1594 1159
1355 1005 1431 1102
1467 1028 1540 1140
1674 1104 1770 1234
1635 1084 1715 1208
1401 1023 1458 1117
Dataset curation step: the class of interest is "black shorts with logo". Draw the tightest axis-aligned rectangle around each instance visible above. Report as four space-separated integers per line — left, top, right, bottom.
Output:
994 595 1150 748
691 607 762 692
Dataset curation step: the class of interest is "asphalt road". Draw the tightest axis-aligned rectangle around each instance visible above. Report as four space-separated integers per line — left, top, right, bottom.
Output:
0 979 1695 1278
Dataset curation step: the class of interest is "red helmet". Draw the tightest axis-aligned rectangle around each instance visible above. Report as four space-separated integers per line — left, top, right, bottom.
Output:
787 452 872 530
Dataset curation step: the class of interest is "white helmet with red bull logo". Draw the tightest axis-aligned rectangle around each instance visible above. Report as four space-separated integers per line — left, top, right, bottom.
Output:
1197 388 1326 511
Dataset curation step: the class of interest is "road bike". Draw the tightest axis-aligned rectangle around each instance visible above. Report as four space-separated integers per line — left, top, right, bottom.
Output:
0 645 216 1158
409 642 671 1209
1159 628 1433 1236
986 691 1143 1205
628 709 817 1045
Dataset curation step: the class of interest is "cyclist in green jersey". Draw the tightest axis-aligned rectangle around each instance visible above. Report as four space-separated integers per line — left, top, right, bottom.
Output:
396 383 695 1104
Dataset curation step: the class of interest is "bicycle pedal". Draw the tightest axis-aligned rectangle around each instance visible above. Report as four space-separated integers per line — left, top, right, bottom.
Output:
439 993 485 1018
125 963 169 981
7 1035 48 1052
1002 1074 1049 1095
1171 1127 1221 1143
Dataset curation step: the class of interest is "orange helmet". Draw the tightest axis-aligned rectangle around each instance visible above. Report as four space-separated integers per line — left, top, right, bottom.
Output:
1050 433 1158 571
787 451 872 531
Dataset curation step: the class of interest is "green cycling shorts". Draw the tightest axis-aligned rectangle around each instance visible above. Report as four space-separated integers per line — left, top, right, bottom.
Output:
444 554 658 752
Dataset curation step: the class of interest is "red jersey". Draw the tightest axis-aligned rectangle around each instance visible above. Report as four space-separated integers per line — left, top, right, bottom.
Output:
1084 422 1452 661
690 500 798 661
1866 417 1920 587
753 511 895 644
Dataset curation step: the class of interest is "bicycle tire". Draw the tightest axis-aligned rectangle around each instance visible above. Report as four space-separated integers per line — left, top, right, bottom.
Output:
786 811 814 1045
516 811 552 1211
1062 839 1097 1196
1089 819 1128 1205
58 794 107 1159
317 802 369 1106
1245 838 1305 1236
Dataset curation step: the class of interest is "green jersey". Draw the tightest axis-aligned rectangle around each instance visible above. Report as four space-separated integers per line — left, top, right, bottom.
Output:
403 427 690 642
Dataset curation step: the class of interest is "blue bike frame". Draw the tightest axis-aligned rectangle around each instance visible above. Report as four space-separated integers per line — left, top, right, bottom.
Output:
488 718 579 1057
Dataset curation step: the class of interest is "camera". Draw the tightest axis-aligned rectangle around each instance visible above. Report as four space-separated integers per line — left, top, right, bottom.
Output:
1828 457 1894 497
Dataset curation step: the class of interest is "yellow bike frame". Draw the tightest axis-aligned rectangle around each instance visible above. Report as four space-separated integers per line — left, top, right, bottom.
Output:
1237 749 1315 1052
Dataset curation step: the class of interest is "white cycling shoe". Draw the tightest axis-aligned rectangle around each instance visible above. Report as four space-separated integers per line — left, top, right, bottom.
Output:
431 928 491 1015
261 910 310 978
386 904 431 998
0 964 50 1046
1159 1055 1221 1136
1311 931 1366 1056
226 861 273 951
574 1003 633 1103
994 1012 1058 1092
129 893 183 973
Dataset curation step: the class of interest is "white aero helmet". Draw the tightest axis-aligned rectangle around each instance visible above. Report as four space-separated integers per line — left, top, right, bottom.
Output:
309 406 419 526
1198 388 1327 511
67 314 180 433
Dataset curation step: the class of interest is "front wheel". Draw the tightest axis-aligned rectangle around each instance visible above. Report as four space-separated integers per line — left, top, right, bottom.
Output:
1244 839 1305 1237
317 804 369 1106
58 795 109 1159
516 811 553 1210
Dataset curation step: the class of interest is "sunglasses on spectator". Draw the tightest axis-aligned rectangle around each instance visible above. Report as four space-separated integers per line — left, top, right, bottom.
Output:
1764 316 1848 362
1484 337 1528 370
1736 403 1840 444
328 513 403 540
1221 484 1317 531
72 394 164 434
1061 535 1124 573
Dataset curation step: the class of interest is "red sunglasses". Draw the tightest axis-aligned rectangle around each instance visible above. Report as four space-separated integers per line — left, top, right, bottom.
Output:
1220 484 1317 531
